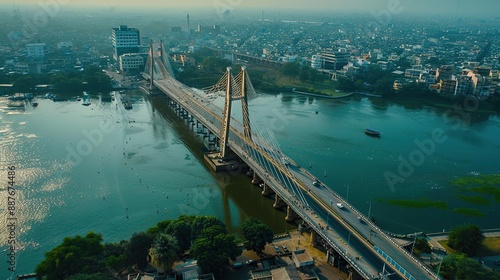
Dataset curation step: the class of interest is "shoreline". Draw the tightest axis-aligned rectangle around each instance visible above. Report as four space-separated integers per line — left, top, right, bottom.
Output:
290 89 354 99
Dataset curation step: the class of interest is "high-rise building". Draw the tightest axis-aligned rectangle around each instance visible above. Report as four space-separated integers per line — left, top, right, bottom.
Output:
318 50 350 70
26 43 47 58
112 25 140 62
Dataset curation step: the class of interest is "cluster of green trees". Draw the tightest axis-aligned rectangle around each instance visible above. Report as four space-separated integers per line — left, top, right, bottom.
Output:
176 55 232 88
280 62 324 83
35 215 274 280
437 224 500 279
5 65 112 94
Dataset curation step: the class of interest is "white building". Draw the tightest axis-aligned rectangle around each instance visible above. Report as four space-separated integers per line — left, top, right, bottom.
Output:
57 41 73 49
112 25 140 62
26 43 47 58
119 53 144 73
311 54 323 69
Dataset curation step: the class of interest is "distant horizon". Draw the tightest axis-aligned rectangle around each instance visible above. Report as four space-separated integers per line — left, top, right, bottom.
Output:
2 0 500 18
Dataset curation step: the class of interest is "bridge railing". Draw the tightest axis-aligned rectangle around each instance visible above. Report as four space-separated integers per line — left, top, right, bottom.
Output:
228 138 374 279
296 165 440 279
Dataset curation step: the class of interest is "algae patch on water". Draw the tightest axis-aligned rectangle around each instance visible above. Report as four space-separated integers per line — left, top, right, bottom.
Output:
385 198 448 210
451 174 500 203
452 208 486 217
456 195 490 206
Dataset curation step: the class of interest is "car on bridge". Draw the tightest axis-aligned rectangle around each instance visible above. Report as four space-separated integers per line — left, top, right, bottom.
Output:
313 179 321 187
336 203 344 209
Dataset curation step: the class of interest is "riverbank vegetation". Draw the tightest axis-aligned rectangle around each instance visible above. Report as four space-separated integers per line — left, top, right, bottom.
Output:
174 49 500 113
35 215 259 280
435 224 500 279
1 65 112 94
438 253 500 280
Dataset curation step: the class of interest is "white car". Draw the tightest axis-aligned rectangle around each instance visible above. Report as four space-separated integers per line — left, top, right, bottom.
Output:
336 203 344 209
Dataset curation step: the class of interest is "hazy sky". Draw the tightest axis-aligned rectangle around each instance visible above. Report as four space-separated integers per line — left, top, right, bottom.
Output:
9 0 500 16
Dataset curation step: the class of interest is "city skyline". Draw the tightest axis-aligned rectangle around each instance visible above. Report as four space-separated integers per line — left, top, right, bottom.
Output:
5 0 500 17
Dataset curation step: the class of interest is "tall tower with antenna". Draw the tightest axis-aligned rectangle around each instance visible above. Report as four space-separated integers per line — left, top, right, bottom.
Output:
187 14 190 38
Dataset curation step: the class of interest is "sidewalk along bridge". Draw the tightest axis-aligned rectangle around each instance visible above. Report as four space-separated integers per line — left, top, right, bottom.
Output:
143 42 441 280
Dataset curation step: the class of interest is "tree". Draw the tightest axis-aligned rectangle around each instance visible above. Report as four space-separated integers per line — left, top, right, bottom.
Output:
413 238 431 255
102 242 127 274
166 218 192 251
447 224 484 256
65 272 116 280
149 233 179 272
281 62 300 77
242 217 274 254
439 253 500 280
35 232 105 280
124 232 153 270
13 76 36 93
191 215 226 240
190 229 241 277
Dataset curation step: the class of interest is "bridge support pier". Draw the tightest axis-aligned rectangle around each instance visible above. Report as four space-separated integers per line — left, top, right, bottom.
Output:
251 173 262 185
285 205 299 222
261 183 274 196
310 230 318 246
273 195 287 209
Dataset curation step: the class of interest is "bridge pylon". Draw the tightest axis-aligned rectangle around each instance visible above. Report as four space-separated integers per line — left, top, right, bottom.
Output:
219 67 233 160
149 41 154 92
216 66 253 160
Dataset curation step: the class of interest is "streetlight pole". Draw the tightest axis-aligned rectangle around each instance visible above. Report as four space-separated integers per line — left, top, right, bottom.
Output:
410 234 417 255
437 255 444 275
367 201 372 220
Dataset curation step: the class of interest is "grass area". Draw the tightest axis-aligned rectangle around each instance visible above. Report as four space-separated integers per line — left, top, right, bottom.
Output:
456 195 490 206
452 208 486 217
451 174 500 202
438 240 456 254
481 236 500 256
385 198 448 210
438 237 500 257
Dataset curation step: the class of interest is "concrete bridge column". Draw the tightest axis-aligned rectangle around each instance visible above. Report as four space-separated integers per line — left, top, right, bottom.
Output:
273 195 287 209
310 230 318 246
285 205 298 222
251 173 262 185
261 183 274 196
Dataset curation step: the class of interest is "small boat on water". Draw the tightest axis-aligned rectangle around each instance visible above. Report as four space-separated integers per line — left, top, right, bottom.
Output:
365 128 381 137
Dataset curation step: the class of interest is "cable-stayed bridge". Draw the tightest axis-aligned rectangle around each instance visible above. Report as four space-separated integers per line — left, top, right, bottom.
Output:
143 42 440 280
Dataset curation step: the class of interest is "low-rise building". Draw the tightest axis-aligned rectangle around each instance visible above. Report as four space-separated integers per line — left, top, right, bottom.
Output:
292 249 314 268
119 53 145 74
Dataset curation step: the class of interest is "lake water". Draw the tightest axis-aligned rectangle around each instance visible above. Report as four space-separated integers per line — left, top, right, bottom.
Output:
0 91 499 277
